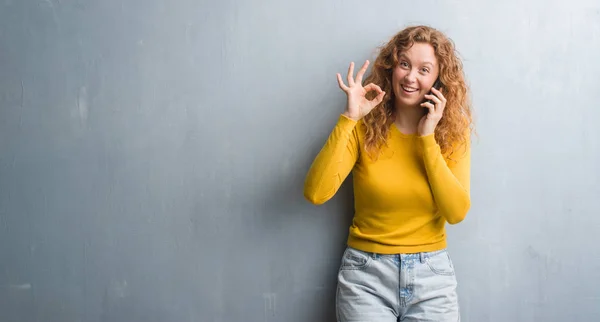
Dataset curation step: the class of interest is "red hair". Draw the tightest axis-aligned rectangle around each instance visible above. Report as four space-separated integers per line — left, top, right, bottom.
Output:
362 25 473 159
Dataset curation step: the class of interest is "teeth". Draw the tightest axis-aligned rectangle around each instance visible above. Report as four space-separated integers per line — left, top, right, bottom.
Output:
402 85 418 92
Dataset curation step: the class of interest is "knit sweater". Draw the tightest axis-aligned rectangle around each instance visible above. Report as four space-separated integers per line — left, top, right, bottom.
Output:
304 114 471 254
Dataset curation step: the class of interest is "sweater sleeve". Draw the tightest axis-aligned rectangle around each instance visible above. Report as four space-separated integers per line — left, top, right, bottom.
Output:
418 131 471 224
303 114 360 205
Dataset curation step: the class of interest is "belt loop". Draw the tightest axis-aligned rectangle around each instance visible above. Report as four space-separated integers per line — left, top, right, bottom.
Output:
419 252 425 263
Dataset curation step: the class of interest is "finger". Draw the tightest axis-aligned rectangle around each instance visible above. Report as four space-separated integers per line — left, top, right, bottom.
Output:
438 100 446 114
363 83 383 94
431 87 446 102
347 62 355 86
337 73 349 91
355 60 370 85
429 88 446 114
367 91 386 110
374 90 386 104
420 102 435 113
424 94 442 106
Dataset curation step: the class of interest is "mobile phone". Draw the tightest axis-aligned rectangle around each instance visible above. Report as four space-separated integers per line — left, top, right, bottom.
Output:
423 78 443 105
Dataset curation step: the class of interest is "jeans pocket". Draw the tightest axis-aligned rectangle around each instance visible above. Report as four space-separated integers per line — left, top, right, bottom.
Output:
425 251 455 276
339 247 372 271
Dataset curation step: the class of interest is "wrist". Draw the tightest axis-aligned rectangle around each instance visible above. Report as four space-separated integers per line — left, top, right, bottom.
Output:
418 130 434 137
418 132 437 148
342 111 360 121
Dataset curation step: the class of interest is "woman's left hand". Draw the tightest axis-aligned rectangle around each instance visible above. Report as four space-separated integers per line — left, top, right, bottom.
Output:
418 87 446 136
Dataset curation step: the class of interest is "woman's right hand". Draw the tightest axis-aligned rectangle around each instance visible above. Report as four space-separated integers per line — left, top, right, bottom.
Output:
337 60 386 121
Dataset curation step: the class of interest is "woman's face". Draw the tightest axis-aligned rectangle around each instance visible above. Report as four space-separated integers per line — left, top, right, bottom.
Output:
392 43 440 108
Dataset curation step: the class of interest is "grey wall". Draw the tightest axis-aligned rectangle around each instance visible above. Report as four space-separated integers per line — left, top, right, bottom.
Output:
1 0 600 321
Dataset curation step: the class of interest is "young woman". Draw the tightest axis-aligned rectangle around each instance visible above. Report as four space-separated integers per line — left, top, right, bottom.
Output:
303 25 473 321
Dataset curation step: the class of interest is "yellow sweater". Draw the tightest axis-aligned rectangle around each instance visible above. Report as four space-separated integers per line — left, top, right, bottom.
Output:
304 114 471 254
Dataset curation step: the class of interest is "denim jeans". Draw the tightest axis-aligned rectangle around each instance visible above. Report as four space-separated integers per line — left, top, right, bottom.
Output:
336 246 460 321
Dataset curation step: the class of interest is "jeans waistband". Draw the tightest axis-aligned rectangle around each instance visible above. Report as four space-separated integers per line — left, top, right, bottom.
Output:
350 247 447 263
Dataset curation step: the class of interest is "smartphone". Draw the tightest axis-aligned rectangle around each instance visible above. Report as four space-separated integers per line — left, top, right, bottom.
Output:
423 78 444 105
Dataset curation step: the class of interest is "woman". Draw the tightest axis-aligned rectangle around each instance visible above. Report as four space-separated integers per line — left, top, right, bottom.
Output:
303 25 473 321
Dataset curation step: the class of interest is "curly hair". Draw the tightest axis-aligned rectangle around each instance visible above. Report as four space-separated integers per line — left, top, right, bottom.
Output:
361 25 473 160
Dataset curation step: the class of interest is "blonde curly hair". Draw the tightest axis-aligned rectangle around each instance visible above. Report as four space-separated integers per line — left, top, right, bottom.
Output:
362 25 473 159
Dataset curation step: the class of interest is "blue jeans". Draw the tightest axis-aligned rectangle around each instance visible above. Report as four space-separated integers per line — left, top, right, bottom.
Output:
336 246 460 321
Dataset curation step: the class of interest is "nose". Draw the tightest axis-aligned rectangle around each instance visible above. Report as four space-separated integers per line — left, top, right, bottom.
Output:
403 69 418 84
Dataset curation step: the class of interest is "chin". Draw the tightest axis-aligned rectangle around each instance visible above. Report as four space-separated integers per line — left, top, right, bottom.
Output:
396 96 422 108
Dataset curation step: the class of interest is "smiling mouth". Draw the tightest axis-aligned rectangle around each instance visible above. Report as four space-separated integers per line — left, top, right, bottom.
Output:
401 85 419 93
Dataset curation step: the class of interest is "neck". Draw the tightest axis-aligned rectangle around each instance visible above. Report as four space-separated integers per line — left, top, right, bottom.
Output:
393 101 426 135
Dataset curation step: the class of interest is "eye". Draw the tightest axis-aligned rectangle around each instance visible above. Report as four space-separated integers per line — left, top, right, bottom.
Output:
421 67 430 73
399 61 409 68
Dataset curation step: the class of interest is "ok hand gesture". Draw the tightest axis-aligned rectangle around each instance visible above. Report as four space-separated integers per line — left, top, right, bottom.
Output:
337 60 386 121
